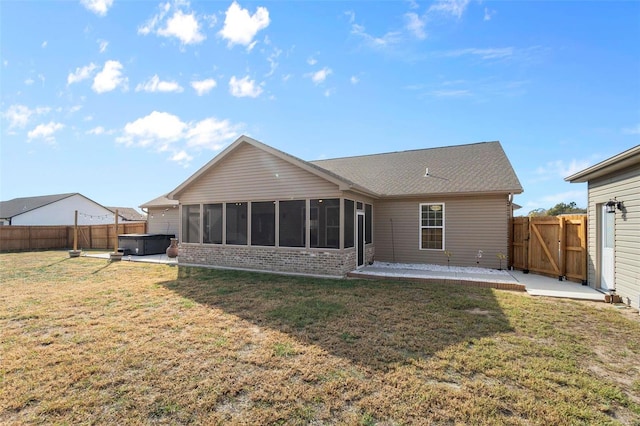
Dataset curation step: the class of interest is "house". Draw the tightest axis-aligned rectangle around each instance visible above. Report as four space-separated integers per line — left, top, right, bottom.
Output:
168 135 523 276
107 207 147 222
139 194 179 236
0 193 116 226
566 144 640 309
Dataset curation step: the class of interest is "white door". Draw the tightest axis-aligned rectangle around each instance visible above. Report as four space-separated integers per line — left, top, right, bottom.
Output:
600 204 615 291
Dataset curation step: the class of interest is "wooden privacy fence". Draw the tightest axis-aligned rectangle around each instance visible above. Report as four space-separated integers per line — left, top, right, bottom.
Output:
0 223 146 252
510 215 587 283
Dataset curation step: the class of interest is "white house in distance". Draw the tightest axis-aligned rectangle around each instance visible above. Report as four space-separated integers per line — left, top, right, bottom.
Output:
139 194 179 236
0 193 117 226
566 144 640 310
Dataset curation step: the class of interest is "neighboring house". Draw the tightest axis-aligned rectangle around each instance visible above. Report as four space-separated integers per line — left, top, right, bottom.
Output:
0 193 115 226
168 135 523 276
107 207 147 222
139 194 179 236
566 144 640 309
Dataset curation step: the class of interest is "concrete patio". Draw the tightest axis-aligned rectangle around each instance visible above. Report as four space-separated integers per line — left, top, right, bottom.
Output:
82 252 604 302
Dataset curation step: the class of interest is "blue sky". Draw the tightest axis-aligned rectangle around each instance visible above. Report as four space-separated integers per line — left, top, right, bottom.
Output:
1 0 639 214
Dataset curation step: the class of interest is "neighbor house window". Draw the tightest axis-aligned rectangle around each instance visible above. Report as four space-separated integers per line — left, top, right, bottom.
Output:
203 203 222 244
420 203 444 250
251 201 275 246
182 204 200 243
344 199 355 248
279 200 305 247
226 202 247 245
310 199 340 249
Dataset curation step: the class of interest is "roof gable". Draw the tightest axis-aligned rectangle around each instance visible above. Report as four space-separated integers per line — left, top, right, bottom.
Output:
312 141 523 197
169 135 375 199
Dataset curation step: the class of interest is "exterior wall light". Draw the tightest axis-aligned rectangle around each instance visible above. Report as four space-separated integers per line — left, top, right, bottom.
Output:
606 199 624 213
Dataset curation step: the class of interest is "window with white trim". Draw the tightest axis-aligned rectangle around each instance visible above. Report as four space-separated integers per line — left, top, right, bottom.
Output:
420 203 444 250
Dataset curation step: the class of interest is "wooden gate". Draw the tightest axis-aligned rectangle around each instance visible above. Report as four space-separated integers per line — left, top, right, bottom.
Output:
510 215 587 283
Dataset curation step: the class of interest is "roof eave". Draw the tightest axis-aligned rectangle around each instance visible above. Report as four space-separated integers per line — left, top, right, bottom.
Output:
566 145 640 183
377 188 524 200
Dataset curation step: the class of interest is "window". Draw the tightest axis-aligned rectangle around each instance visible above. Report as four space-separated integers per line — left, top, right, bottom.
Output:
182 205 200 243
251 201 275 246
420 203 444 250
344 199 355 248
365 204 372 244
279 200 305 247
310 199 340 249
203 204 222 244
226 202 247 245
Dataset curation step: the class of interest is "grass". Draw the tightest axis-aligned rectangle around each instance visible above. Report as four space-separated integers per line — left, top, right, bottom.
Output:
1 251 640 425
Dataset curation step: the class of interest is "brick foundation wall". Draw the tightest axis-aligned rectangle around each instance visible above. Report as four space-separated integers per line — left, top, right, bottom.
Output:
179 244 367 276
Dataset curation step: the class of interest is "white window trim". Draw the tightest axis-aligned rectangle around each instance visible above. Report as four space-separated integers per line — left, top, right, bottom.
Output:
419 203 445 251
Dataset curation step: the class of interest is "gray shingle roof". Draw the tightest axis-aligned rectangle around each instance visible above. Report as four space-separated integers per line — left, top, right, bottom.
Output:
0 193 77 219
106 207 147 221
311 141 523 197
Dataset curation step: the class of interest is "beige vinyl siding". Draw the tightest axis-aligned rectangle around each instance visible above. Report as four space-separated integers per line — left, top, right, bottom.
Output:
374 195 510 268
147 207 179 236
179 143 342 204
587 162 640 308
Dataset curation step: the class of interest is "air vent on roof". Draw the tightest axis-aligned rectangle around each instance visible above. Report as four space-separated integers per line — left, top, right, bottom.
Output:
424 167 429 177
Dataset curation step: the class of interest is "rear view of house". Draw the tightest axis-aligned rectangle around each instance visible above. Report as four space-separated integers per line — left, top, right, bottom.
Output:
168 136 523 276
566 145 640 309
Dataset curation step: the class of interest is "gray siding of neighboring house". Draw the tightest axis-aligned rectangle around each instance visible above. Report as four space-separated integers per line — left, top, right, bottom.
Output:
587 162 640 309
147 207 179 236
374 194 510 269
178 143 342 204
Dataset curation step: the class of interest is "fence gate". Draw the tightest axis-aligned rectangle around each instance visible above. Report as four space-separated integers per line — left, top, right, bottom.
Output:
510 215 587 284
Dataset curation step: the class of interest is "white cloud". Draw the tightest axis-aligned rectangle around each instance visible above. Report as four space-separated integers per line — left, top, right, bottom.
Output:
92 60 127 93
431 89 471 97
69 105 83 113
428 0 470 19
191 78 217 95
622 124 640 135
404 12 426 40
441 47 514 60
135 75 184 93
308 67 332 85
535 159 592 180
484 8 496 21
27 122 64 144
98 39 109 53
158 9 204 45
25 78 34 86
351 22 402 49
87 126 105 135
80 0 114 16
41 41 48 48
229 75 263 98
117 111 241 166
170 150 194 167
525 190 588 210
3 104 50 129
186 117 238 150
219 1 270 49
307 57 318 66
68 63 98 85
139 2 205 45
350 76 359 84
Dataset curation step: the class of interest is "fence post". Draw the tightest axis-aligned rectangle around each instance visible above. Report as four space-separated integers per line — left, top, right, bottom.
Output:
559 216 566 281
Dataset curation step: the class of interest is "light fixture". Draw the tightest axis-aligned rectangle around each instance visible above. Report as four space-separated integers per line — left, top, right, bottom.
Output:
606 200 616 214
606 199 624 214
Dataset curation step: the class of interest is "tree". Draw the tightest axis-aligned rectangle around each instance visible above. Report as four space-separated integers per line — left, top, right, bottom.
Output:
546 202 586 216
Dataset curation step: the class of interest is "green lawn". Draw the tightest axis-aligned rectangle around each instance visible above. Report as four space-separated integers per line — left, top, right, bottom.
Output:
1 251 639 425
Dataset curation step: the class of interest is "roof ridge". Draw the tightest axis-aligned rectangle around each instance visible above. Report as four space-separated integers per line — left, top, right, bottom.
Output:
311 141 500 163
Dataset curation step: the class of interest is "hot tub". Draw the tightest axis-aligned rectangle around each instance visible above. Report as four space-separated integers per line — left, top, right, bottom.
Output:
118 234 174 256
